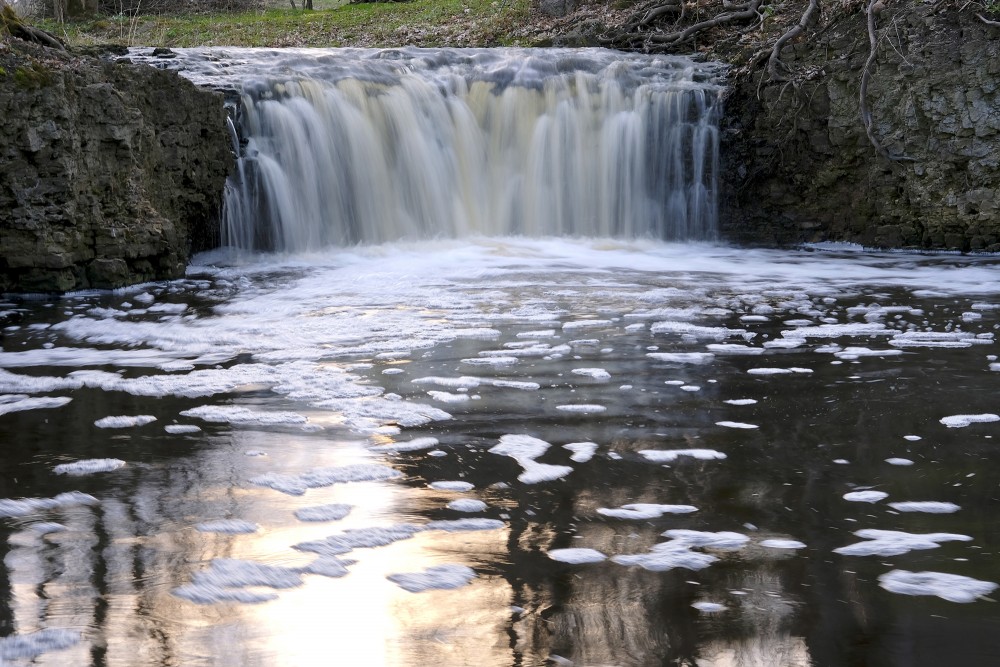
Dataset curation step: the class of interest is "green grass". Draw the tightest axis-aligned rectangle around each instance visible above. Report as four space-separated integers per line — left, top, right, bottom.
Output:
37 0 535 48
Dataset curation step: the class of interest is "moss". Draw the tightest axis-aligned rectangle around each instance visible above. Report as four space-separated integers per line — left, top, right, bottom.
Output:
13 63 54 88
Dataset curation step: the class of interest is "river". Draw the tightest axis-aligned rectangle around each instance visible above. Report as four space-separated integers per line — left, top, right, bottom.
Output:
0 48 998 666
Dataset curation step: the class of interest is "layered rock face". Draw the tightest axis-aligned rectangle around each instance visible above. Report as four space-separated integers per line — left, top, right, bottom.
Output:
720 5 1000 251
0 40 231 293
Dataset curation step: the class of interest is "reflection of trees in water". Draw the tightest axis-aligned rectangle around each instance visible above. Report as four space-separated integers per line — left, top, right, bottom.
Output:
1 440 254 666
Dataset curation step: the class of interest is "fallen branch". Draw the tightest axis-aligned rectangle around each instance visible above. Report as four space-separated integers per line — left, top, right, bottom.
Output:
767 0 820 81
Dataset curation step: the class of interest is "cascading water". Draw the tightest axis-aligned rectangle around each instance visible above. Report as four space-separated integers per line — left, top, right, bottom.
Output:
162 48 725 251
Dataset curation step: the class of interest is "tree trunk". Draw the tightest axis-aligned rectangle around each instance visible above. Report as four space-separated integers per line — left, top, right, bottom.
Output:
65 0 97 17
304 0 312 8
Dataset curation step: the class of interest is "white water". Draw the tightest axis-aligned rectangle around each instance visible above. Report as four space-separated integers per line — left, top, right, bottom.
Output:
138 47 724 250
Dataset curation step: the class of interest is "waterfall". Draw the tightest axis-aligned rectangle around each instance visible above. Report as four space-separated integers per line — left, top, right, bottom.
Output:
194 48 725 251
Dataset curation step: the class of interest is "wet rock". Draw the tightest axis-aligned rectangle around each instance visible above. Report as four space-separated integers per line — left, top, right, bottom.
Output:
719 5 1000 250
0 39 231 293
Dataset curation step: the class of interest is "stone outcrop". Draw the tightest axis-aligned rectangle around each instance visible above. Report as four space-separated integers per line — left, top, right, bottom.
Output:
719 4 1000 250
0 39 231 293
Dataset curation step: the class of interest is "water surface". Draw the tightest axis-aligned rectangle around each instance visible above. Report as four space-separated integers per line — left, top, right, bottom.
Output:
1 239 998 666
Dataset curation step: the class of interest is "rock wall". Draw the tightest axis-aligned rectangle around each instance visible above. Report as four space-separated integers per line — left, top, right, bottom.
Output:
719 4 1000 250
0 40 231 293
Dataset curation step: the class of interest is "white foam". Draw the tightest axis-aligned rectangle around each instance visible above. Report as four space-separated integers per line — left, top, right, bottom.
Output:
461 356 518 366
0 628 81 660
191 558 304 589
833 347 904 359
879 570 997 603
489 379 541 391
716 421 758 429
489 434 573 483
843 490 888 503
295 503 352 522
53 458 125 475
447 499 487 512
903 435 921 441
834 529 972 556
885 457 914 466
833 459 850 464
663 529 750 550
650 322 743 340
429 481 474 492
427 390 471 403
517 329 556 338
424 518 506 532
563 442 598 462
489 434 550 461
747 367 813 375
94 415 156 428
251 463 402 495
165 424 202 434
940 413 1000 428
639 449 726 463
387 564 477 592
890 331 987 349
0 395 72 416
782 323 891 339
691 601 726 612
195 519 258 534
723 399 758 406
571 368 611 381
647 352 715 364
759 539 806 549
547 548 607 563
0 491 100 518
555 404 607 413
412 376 481 389
887 502 961 514
294 525 423 556
562 320 612 330
597 503 698 519
180 405 308 425
518 460 574 484
612 530 747 572
369 437 439 453
172 584 278 604
299 556 354 578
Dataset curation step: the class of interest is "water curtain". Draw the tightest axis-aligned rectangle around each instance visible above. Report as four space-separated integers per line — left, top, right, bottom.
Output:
219 48 725 251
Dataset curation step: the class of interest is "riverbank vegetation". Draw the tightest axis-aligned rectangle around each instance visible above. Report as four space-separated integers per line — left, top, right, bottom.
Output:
29 0 542 47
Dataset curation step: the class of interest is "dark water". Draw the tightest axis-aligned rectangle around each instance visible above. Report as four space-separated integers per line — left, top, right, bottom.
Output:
0 241 998 666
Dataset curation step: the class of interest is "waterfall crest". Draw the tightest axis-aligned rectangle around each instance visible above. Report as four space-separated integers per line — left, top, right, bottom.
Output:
182 48 724 251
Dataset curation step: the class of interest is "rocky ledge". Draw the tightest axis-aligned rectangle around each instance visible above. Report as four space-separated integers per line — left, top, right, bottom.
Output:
0 38 231 293
715 3 1000 250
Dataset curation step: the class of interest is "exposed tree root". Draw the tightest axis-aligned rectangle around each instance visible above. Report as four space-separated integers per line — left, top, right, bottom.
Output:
976 12 1000 27
0 4 66 50
647 0 764 45
859 0 914 162
767 0 820 81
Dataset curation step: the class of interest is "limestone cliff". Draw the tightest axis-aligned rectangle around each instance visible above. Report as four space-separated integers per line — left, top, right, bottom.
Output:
718 3 1000 250
0 38 231 293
